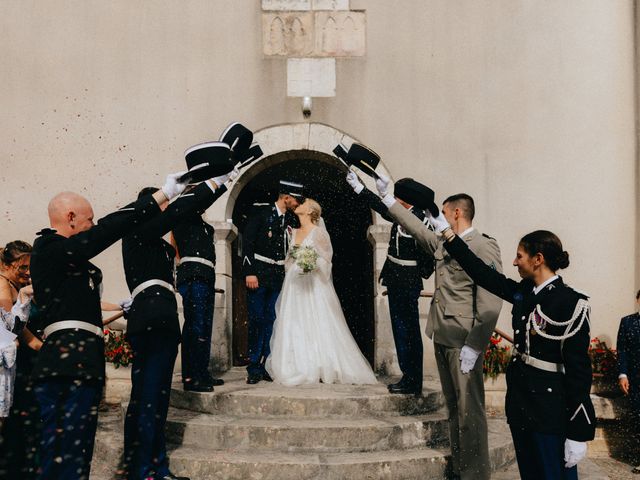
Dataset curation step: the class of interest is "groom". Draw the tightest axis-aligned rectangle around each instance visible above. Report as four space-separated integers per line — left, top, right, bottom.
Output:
242 180 303 384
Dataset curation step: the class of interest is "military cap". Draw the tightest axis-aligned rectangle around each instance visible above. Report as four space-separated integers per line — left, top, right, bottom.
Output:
394 178 439 217
180 141 233 184
279 180 305 201
219 122 263 168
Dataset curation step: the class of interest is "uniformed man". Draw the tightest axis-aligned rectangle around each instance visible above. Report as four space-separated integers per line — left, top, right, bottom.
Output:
29 173 185 480
122 172 234 480
242 180 303 384
376 178 503 480
345 172 434 395
173 198 222 393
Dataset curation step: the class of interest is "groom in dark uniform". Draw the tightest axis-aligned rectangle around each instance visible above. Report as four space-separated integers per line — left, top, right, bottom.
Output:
346 172 435 395
242 180 303 384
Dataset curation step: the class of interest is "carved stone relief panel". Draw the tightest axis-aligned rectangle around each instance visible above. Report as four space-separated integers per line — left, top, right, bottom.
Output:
315 11 365 56
263 11 365 57
263 12 315 56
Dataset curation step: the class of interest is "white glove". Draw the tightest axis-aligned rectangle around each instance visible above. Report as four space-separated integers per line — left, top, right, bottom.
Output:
213 167 240 187
228 166 240 183
118 298 133 314
346 171 364 194
564 439 587 468
459 345 481 374
161 171 188 200
375 174 391 197
426 211 451 234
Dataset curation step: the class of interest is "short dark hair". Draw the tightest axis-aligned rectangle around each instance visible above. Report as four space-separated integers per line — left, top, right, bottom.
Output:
138 186 159 199
443 193 475 220
519 230 569 271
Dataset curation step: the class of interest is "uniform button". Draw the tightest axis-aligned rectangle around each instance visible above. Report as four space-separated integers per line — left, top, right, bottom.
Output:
521 316 525 320
435 299 439 303
515 344 519 348
547 388 553 392
440 272 444 276
457 313 462 316
512 358 517 362
515 330 520 334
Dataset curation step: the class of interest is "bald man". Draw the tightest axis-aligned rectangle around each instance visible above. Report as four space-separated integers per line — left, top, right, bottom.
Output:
29 173 186 480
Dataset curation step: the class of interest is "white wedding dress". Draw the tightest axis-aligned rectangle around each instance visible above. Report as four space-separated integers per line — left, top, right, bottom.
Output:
265 224 377 386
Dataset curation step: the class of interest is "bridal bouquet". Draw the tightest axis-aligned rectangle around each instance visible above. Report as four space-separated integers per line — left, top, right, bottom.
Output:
291 245 319 274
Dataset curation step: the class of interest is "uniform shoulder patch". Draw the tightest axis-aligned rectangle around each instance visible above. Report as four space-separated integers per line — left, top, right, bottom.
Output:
482 233 496 240
252 202 270 207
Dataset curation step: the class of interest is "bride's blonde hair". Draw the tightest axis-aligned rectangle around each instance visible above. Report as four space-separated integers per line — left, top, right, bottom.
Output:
304 198 322 225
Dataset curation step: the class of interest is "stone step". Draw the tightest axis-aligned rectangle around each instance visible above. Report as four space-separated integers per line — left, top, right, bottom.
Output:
162 424 514 480
164 406 450 452
169 381 445 417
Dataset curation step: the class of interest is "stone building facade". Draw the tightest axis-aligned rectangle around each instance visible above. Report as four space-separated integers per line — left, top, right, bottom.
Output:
0 1 636 377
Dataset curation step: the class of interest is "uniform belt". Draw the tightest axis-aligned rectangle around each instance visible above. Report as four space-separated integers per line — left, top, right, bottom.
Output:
43 320 103 339
387 254 418 267
179 256 215 269
513 348 565 374
254 254 285 266
131 279 175 300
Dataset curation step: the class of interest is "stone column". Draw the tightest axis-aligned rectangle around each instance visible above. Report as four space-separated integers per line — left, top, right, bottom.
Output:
209 220 237 372
367 222 401 376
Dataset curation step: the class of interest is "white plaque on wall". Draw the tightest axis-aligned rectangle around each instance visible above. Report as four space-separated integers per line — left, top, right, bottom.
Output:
287 58 336 97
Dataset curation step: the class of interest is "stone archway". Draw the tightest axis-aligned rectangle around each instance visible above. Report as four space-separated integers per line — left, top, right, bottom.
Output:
209 123 398 375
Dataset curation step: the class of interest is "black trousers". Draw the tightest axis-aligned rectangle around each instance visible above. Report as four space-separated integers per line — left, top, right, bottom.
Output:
34 378 102 480
124 332 179 480
510 425 578 480
387 284 423 386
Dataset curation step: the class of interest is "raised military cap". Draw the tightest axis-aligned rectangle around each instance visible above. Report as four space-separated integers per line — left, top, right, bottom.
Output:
219 121 263 168
345 143 381 180
394 178 440 217
279 180 305 201
180 141 233 184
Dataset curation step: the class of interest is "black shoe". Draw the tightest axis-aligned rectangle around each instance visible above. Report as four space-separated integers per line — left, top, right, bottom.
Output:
201 374 225 386
246 374 262 384
388 384 422 396
262 372 273 382
183 382 214 393
156 473 190 480
387 379 406 390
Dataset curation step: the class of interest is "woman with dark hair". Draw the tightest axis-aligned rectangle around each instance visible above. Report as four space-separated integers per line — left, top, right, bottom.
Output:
0 241 35 420
426 220 595 479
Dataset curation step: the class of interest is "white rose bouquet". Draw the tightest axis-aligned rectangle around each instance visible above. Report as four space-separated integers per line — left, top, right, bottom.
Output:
291 245 319 274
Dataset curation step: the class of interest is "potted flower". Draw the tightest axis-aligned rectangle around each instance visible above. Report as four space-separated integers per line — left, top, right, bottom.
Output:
483 333 511 391
589 337 620 397
104 329 134 377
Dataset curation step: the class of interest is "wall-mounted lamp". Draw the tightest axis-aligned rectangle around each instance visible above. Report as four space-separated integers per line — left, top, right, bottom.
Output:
302 96 312 118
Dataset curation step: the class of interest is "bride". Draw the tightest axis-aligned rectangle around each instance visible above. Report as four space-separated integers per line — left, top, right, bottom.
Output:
265 198 377 386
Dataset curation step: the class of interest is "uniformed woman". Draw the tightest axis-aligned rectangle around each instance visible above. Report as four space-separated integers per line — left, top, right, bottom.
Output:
430 218 595 480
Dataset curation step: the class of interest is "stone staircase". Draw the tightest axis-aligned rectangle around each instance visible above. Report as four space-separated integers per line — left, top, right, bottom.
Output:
92 369 515 480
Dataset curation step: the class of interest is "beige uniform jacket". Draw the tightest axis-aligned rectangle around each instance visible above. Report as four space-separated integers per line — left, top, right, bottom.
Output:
388 202 503 351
